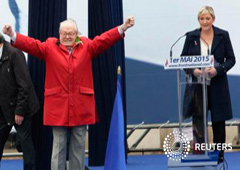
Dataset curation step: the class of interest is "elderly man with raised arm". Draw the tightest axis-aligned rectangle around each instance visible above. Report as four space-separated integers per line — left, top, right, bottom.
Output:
3 16 134 170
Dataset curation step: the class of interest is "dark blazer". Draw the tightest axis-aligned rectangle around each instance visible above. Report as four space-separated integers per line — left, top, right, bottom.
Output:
0 40 39 125
181 26 235 122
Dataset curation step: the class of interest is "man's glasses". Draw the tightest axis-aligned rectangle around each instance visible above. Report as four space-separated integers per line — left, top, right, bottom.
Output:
60 31 76 37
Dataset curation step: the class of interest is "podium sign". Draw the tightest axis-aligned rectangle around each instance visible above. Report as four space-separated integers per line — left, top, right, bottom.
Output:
164 55 214 69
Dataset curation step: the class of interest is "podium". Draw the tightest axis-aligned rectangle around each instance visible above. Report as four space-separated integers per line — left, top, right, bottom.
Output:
165 55 222 170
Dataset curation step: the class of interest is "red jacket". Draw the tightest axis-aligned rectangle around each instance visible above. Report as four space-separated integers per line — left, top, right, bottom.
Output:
13 27 123 126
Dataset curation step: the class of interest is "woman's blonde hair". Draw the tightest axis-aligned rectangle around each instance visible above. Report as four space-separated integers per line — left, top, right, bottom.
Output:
198 6 215 20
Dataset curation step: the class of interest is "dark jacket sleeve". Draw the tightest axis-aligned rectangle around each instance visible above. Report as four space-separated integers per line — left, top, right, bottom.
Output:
215 32 236 76
181 35 191 56
12 50 31 116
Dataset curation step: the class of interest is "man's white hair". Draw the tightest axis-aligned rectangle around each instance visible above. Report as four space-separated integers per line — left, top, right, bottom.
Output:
59 18 79 33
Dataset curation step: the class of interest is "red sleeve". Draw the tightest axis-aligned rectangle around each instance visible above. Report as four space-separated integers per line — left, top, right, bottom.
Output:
12 33 49 61
89 26 125 58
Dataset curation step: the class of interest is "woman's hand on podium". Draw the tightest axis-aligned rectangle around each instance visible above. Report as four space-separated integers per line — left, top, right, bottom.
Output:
205 67 217 78
193 68 202 77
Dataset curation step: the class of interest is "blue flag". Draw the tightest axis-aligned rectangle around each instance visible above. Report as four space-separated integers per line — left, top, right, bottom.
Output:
104 74 127 170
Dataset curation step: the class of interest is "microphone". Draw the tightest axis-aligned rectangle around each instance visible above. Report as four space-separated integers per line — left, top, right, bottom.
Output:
170 32 189 57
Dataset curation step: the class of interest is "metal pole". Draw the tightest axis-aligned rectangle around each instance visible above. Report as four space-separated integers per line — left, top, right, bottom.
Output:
177 69 182 134
202 68 208 156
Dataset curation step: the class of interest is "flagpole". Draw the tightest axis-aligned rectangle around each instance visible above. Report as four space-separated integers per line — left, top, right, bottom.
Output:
118 66 121 75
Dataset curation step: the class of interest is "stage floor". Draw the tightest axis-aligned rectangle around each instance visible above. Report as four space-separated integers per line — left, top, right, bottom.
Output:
1 152 239 170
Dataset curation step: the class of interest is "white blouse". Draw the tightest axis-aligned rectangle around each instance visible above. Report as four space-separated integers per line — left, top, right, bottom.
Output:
200 39 212 56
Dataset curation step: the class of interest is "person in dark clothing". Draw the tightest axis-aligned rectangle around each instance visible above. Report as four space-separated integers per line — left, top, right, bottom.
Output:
182 6 235 162
0 33 39 170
